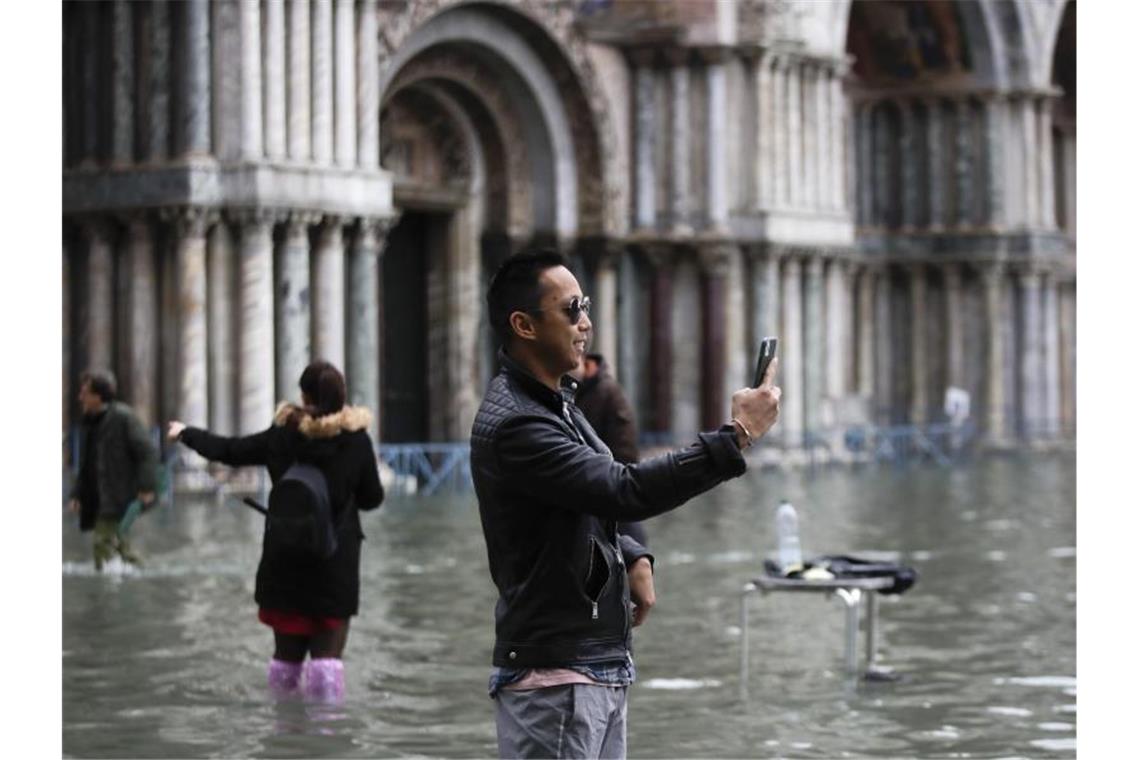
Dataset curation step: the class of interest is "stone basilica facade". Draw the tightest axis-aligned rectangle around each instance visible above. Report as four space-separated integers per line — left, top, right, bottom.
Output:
62 0 1076 450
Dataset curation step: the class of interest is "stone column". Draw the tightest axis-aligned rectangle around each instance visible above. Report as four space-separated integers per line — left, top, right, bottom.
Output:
801 65 818 210
754 53 773 209
263 0 287 160
1019 95 1039 228
1042 270 1061 437
721 244 748 413
1038 97 1057 230
699 244 730 430
704 49 729 230
772 57 788 207
825 258 845 403
943 263 964 389
830 66 846 211
312 0 334 164
182 0 212 156
908 264 928 424
632 49 656 231
857 267 875 398
347 218 389 442
803 255 825 434
983 96 1006 228
334 0 356 167
781 255 804 445
669 49 691 231
900 99 920 229
147 1 171 161
873 266 892 422
287 0 312 161
236 211 277 433
207 221 236 434
872 105 892 227
312 216 346 368
1017 268 1043 438
925 97 944 230
786 60 802 208
84 220 115 373
79 3 100 164
593 242 619 368
240 0 263 159
170 208 211 428
276 212 316 401
1058 278 1075 435
814 65 829 212
856 102 873 226
125 217 157 427
955 98 974 228
356 0 379 169
983 263 1008 443
748 245 780 359
646 245 674 433
111 1 134 165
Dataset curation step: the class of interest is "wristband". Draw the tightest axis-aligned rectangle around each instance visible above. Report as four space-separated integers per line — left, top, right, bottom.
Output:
730 417 754 449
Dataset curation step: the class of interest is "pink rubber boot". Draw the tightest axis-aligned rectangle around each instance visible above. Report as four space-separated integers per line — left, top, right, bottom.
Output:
303 657 346 702
267 658 303 699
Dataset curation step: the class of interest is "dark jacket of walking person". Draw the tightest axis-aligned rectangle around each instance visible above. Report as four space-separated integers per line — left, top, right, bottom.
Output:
167 361 383 703
67 370 159 570
470 250 781 759
574 353 648 546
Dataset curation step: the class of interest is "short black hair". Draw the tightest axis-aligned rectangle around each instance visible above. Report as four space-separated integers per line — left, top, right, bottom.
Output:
486 248 567 346
80 369 117 402
299 360 347 417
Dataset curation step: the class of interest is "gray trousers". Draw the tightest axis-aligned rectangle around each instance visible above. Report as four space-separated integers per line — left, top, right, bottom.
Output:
494 684 628 759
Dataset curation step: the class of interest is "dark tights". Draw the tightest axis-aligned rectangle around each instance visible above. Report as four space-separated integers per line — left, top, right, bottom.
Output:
273 621 350 663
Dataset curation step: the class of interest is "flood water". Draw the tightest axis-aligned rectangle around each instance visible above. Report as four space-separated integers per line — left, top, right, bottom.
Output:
63 454 1076 758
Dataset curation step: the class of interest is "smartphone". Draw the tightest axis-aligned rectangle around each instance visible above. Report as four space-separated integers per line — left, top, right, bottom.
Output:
752 337 778 388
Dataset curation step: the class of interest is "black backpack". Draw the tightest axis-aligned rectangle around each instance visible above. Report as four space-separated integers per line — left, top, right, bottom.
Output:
264 462 339 560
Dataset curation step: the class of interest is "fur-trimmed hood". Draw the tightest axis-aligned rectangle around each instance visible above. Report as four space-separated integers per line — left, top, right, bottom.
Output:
273 402 373 439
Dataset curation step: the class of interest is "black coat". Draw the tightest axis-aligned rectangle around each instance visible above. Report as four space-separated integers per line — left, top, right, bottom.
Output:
470 351 746 668
178 403 383 618
574 359 639 466
70 402 160 531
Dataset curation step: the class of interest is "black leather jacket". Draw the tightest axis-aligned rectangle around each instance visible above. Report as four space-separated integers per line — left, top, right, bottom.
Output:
471 351 747 669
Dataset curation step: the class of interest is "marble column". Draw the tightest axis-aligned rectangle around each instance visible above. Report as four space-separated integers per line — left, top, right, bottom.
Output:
955 98 974 228
347 219 388 442
900 100 920 229
1017 268 1043 437
1062 133 1076 237
786 61 802 208
925 98 944 229
79 3 99 164
1020 96 1039 228
240 0 263 159
593 243 619 368
943 263 964 389
781 255 804 444
671 255 701 438
632 49 656 231
704 50 729 230
1038 97 1057 230
312 216 346 368
803 255 825 434
276 212 316 401
983 96 1006 228
312 0 334 164
125 217 157 427
1058 279 1075 435
356 0 380 169
772 57 788 206
872 105 892 227
236 211 277 433
171 208 211 428
1042 271 1061 437
287 0 312 161
825 258 845 403
856 102 873 226
873 266 892 422
84 220 115 373
699 244 730 431
111 1 134 165
829 66 846 211
263 0 287 160
814 65 829 212
857 267 875 398
754 53 773 209
983 263 1008 443
748 245 780 360
669 50 691 231
147 1 171 161
334 0 356 167
908 265 928 424
801 66 818 210
182 0 212 156
207 222 236 434
646 246 673 433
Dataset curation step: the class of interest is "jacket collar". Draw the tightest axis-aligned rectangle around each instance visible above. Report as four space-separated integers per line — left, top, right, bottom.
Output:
497 348 578 413
273 402 373 438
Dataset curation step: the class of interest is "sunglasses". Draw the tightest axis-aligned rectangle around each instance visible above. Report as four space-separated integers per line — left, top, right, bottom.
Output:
531 295 591 325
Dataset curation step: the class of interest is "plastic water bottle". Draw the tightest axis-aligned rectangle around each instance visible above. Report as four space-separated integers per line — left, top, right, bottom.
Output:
776 500 803 573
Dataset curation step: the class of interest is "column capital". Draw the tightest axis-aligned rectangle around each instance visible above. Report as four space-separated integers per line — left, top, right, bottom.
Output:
640 241 676 271
627 46 658 68
228 207 282 234
350 216 395 252
693 45 733 66
696 239 736 276
981 260 1008 286
662 46 690 67
941 261 963 288
285 209 323 229
161 206 215 238
803 253 825 278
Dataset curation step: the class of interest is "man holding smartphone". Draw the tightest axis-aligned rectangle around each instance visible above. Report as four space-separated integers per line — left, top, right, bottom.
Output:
470 248 781 759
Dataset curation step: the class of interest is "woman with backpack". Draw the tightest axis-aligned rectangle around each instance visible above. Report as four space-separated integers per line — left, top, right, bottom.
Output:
167 361 383 702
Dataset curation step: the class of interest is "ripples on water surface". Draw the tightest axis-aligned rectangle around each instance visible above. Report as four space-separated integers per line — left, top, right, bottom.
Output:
63 455 1075 758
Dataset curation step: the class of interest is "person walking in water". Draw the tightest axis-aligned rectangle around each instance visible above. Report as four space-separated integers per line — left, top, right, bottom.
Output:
167 361 383 702
67 370 159 571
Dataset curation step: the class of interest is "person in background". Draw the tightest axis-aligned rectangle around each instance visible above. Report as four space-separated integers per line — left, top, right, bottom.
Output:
573 352 647 546
67 370 158 571
167 361 383 702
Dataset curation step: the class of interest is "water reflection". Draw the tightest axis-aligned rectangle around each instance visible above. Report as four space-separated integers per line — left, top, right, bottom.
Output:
64 454 1075 758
